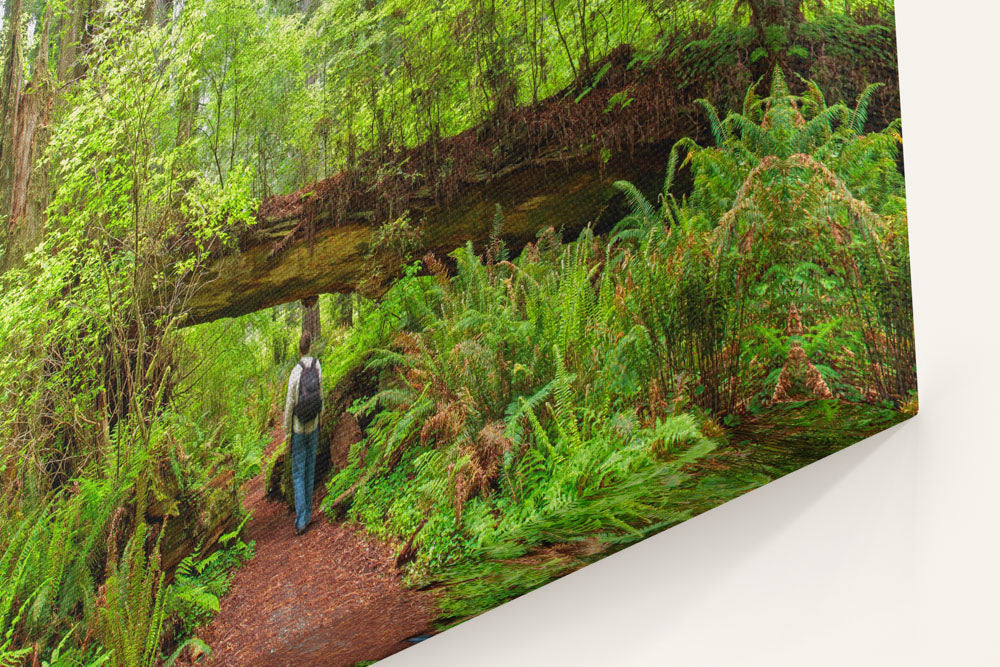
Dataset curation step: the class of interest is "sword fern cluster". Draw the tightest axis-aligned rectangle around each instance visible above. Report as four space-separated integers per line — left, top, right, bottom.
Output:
617 67 913 413
323 69 915 618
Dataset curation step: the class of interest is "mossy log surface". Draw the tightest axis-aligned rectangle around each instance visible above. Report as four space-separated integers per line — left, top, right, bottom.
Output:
182 147 667 327
151 467 239 576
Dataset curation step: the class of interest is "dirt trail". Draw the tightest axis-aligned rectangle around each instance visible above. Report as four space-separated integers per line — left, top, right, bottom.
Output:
199 421 436 666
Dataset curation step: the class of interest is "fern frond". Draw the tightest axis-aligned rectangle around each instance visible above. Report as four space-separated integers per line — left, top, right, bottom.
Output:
796 74 827 118
613 180 654 224
505 381 554 442
662 138 700 222
695 98 730 146
725 113 771 156
794 103 849 152
770 66 790 99
742 75 765 123
850 82 884 134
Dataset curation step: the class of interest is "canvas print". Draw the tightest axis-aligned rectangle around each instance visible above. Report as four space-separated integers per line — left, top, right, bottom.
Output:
0 0 915 664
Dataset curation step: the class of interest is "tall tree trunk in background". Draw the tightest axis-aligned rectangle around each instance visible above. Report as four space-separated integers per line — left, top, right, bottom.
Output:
746 0 805 32
8 13 53 264
0 0 97 273
473 0 517 123
56 0 96 83
172 77 200 198
739 0 807 78
339 293 354 327
1 0 54 273
302 296 321 345
576 0 591 75
56 0 85 85
0 0 23 155
1 0 24 268
142 0 160 25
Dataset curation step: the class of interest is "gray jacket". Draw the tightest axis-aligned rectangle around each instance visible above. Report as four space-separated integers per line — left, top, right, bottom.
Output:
284 356 323 435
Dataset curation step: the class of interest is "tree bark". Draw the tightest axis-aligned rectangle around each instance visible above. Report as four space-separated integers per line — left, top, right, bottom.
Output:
302 296 321 342
0 0 24 241
1 3 53 273
178 144 668 327
747 0 805 31
0 0 23 165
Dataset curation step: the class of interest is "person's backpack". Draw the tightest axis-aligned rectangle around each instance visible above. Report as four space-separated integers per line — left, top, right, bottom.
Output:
294 359 322 423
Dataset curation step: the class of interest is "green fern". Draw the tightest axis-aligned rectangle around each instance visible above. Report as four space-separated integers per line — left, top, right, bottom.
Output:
99 523 168 667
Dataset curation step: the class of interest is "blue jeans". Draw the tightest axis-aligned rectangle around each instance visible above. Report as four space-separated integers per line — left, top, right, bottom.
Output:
291 428 318 531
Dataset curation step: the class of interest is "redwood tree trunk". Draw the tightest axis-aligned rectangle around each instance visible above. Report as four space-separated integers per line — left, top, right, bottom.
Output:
302 296 321 343
748 0 805 30
0 0 25 233
1 0 53 273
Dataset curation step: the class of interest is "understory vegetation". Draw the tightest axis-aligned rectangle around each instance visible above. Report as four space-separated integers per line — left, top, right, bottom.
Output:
322 70 915 619
0 0 910 663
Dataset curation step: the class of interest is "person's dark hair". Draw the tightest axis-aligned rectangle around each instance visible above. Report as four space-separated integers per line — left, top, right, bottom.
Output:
299 331 312 356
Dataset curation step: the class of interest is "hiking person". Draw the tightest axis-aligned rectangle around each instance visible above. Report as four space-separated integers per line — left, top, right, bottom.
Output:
284 331 323 535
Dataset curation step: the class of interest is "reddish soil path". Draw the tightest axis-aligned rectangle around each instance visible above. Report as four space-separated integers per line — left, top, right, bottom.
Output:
199 422 437 666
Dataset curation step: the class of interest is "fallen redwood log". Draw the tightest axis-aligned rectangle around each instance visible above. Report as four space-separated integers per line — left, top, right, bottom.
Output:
181 146 668 327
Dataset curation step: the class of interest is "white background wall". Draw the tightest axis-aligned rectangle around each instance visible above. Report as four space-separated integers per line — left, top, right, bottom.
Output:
383 2 1000 664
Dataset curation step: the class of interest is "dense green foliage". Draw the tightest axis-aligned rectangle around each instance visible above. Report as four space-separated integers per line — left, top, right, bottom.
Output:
619 69 912 414
0 0 907 662
321 70 914 619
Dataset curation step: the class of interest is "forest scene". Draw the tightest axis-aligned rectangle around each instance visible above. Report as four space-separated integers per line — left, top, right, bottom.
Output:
0 0 916 665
